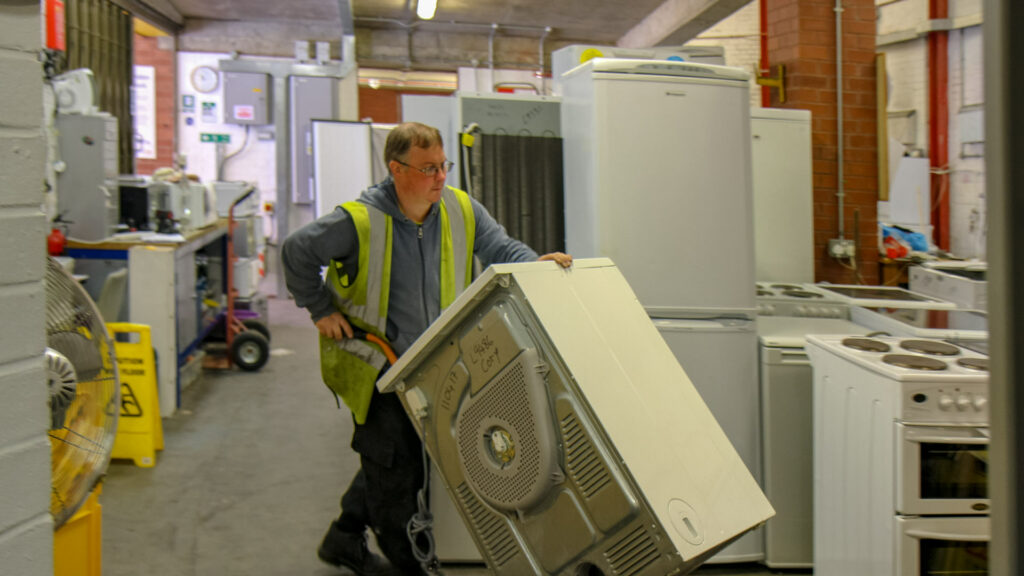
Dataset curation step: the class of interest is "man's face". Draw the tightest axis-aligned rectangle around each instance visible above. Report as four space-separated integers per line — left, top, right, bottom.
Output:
391 144 449 206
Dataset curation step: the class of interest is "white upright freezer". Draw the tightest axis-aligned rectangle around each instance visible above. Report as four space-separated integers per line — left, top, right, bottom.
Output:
561 58 763 562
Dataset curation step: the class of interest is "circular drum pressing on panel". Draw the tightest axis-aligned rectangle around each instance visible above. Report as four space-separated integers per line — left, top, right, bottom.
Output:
882 353 949 371
842 337 891 352
957 357 990 371
900 339 961 356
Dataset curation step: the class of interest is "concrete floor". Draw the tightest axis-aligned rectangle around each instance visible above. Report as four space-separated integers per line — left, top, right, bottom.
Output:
101 298 792 576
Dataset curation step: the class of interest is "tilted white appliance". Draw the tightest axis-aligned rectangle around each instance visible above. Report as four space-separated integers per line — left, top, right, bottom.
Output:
807 334 990 576
756 316 870 568
561 59 764 562
909 262 988 311
756 282 849 318
378 260 774 575
850 306 988 341
808 283 957 310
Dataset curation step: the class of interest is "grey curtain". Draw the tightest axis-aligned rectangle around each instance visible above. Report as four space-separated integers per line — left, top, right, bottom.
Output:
467 134 565 255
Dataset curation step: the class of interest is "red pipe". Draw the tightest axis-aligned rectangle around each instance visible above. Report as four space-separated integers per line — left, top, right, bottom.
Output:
928 0 950 251
760 0 770 106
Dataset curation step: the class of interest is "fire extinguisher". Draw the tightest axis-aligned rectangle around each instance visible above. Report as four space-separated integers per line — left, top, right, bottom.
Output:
47 216 68 256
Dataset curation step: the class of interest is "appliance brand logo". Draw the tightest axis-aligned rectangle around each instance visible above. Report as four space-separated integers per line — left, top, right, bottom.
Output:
665 91 687 97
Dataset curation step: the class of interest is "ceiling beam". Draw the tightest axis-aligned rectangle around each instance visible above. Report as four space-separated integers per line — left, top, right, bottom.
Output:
617 0 753 48
109 0 183 34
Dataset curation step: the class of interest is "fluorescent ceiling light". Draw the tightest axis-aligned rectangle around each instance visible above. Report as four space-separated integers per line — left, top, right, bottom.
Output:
417 0 437 20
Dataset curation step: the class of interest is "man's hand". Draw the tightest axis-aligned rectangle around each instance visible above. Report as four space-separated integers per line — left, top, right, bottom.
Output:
315 312 354 341
538 252 573 268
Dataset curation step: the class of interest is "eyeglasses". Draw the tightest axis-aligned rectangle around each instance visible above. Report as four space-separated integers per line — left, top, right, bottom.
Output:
395 159 455 177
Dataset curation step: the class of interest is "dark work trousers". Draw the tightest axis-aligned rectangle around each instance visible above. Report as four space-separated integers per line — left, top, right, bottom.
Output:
332 387 428 575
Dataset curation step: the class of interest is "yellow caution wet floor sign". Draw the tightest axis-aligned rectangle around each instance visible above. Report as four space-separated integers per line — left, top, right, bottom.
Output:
108 323 164 467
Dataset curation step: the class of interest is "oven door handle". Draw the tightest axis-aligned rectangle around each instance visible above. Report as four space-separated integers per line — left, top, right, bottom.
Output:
905 529 989 543
904 428 990 445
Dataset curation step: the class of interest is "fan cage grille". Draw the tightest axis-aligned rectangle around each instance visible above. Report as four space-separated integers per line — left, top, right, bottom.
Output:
45 257 120 528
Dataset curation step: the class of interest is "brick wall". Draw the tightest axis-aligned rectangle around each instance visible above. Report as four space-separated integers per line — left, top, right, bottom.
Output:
359 86 455 123
767 0 879 284
0 2 55 574
134 33 176 175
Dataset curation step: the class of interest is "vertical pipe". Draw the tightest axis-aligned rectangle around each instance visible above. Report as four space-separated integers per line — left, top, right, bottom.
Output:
489 23 498 90
539 26 551 94
760 0 770 107
835 0 846 239
929 0 950 251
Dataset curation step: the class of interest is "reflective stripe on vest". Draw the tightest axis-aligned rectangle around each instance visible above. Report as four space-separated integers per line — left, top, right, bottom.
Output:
440 186 476 307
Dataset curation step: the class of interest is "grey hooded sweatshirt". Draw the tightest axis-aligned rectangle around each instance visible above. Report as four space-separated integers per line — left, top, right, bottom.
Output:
282 176 539 357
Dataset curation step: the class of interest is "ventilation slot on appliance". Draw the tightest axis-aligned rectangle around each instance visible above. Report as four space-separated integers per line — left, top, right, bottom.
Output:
561 411 611 498
604 526 660 576
456 482 519 567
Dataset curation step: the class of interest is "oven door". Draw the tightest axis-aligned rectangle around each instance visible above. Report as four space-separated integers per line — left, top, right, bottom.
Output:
897 516 989 576
896 423 989 515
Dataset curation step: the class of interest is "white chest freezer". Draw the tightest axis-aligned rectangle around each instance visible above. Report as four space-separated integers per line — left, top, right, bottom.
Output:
378 258 773 575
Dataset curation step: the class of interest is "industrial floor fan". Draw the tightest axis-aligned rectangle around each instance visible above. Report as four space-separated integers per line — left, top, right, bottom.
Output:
45 257 120 571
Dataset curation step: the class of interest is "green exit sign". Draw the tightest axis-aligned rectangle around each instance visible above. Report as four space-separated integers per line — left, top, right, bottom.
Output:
200 133 231 143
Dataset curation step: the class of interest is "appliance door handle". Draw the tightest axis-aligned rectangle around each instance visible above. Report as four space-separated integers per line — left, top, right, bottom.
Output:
904 529 989 543
779 351 810 366
905 430 990 445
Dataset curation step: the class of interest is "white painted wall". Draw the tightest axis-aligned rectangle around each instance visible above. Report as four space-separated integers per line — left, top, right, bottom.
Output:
0 2 55 573
877 0 986 258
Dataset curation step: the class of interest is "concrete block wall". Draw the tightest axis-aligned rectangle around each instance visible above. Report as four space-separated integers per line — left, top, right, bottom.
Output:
0 2 56 574
767 0 880 284
686 0 764 108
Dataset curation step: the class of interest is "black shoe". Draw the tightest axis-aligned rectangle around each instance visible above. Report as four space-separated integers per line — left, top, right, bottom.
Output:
317 526 396 576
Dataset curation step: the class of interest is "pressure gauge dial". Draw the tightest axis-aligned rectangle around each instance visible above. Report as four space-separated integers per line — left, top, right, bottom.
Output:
190 65 219 93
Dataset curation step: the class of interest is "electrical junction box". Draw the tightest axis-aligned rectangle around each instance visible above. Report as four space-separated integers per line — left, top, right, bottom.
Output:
378 258 774 575
223 72 270 125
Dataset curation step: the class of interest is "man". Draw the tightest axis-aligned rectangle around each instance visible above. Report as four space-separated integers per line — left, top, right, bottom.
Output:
282 122 571 575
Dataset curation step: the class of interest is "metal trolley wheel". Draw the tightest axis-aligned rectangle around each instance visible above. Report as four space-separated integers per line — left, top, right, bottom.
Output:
231 331 269 371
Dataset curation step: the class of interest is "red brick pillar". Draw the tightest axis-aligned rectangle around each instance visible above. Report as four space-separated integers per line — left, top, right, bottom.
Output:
133 33 176 175
766 0 879 284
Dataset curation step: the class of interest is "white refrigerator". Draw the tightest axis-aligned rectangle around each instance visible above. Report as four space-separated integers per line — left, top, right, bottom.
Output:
561 58 763 562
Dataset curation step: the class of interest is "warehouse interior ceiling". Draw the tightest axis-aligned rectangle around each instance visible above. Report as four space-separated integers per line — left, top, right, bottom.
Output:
130 0 754 70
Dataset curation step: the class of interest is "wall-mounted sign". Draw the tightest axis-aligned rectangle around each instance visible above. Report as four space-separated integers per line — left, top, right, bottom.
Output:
132 65 156 159
201 101 217 123
200 133 231 144
182 94 195 112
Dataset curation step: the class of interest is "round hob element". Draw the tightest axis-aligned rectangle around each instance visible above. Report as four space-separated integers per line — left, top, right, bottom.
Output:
782 289 824 299
842 337 891 352
900 339 961 356
757 289 774 296
771 283 803 290
882 353 948 371
957 357 989 372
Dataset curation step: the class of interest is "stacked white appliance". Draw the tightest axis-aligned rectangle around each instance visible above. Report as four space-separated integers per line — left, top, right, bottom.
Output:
562 58 763 562
807 335 990 576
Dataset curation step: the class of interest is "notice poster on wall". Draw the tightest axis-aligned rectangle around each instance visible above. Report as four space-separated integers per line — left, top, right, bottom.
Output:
132 65 156 159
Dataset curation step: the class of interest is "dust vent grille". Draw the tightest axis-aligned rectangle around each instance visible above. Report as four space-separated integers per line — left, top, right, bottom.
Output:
604 526 660 576
456 482 519 567
561 411 611 498
458 360 542 505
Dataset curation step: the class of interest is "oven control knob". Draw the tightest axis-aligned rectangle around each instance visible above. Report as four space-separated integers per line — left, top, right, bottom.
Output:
938 395 955 411
973 396 988 411
956 395 972 411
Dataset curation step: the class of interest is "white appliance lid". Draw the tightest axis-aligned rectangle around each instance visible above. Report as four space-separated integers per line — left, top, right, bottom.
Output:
580 57 750 82
811 283 956 308
757 316 868 348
